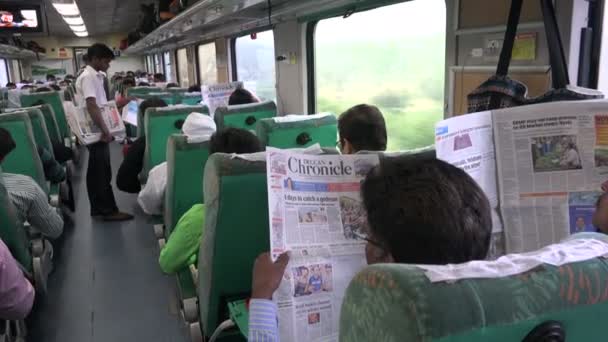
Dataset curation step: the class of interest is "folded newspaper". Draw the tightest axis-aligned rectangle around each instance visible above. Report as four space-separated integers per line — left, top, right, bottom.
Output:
64 100 125 145
202 81 243 116
436 100 608 255
266 147 379 342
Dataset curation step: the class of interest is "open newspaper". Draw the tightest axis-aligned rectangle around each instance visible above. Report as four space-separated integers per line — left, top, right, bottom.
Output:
437 100 608 254
64 100 125 145
121 99 142 126
201 81 243 116
266 147 379 342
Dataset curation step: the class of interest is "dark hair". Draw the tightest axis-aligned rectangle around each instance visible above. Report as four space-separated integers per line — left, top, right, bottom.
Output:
82 54 89 63
87 43 114 60
339 104 387 152
5 82 15 88
35 81 44 85
138 82 150 87
187 85 200 93
362 156 492 264
166 83 179 88
122 78 136 88
139 98 168 118
153 73 166 82
36 87 52 93
228 88 257 106
175 119 185 130
0 128 16 161
210 128 263 154
50 85 61 91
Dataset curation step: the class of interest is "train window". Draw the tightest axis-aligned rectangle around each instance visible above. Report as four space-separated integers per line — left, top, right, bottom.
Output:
163 51 173 82
235 30 276 101
154 54 162 74
177 48 189 87
0 59 9 87
11 59 21 81
197 42 217 86
147 55 154 74
313 0 446 151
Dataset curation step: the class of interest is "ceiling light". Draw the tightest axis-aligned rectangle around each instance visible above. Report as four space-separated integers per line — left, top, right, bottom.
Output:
53 3 80 16
70 24 87 32
63 16 83 26
74 31 88 37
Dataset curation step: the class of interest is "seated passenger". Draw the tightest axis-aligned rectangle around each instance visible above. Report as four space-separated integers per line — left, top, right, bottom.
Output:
38 146 65 183
154 73 166 83
5 82 16 90
0 238 35 320
228 88 259 106
116 98 168 193
115 77 136 110
166 82 179 88
187 85 200 93
159 128 263 274
338 104 387 154
248 156 492 340
137 113 217 215
46 74 56 84
35 87 52 93
138 82 150 87
0 129 63 239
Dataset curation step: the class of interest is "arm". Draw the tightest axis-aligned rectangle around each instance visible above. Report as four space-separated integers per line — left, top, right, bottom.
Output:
116 138 146 193
159 204 205 274
27 182 64 239
86 98 112 142
0 239 35 320
248 252 289 342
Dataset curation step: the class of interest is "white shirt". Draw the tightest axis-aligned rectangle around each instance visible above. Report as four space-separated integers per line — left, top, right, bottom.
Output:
564 149 581 167
75 65 108 107
137 162 167 216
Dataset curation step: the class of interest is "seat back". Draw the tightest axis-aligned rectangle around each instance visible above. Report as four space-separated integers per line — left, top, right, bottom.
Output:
340 234 608 342
37 104 62 145
20 91 70 139
166 87 188 104
149 92 175 105
256 114 337 149
127 86 162 98
198 152 270 336
17 107 54 158
143 105 209 180
0 170 32 272
164 134 211 235
182 93 201 106
0 112 47 193
215 101 277 132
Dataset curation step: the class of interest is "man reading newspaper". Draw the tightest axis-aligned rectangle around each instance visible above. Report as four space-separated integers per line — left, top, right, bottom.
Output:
249 149 493 341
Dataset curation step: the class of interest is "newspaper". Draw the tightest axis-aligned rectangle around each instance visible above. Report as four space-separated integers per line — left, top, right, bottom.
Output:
435 111 505 258
492 100 608 253
64 100 125 145
201 81 243 116
121 99 143 126
266 147 379 342
437 100 608 254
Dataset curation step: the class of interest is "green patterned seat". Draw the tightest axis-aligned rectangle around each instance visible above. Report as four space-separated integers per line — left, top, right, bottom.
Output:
127 86 162 98
166 88 189 104
7 107 54 158
198 152 270 339
164 134 211 235
340 233 608 342
142 105 209 182
0 112 48 194
36 104 62 146
20 91 70 142
215 101 277 132
256 114 337 149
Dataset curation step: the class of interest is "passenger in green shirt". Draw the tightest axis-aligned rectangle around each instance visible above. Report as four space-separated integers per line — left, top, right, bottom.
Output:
159 126 264 274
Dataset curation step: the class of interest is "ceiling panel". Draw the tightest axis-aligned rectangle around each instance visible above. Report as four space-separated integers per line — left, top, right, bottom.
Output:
45 0 151 37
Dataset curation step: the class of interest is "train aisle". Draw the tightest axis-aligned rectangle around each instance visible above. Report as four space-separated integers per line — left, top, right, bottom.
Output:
27 143 188 342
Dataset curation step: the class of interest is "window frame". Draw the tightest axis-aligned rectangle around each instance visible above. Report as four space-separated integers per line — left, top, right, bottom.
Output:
306 22 318 114
163 51 172 82
0 59 9 85
176 47 190 87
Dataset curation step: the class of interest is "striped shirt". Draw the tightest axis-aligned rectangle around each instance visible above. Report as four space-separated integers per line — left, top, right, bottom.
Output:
3 173 63 239
248 299 279 342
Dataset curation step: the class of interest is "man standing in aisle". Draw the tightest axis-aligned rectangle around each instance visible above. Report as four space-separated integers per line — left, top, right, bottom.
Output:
76 43 133 221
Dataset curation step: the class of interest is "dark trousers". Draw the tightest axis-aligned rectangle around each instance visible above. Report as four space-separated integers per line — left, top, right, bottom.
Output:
87 142 118 215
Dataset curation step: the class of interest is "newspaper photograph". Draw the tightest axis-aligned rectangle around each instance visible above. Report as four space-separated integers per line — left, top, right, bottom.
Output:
266 147 379 342
201 81 243 116
64 100 125 145
435 111 505 258
492 100 608 253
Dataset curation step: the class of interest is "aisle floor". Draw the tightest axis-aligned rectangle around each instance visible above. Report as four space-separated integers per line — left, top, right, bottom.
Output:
28 144 188 342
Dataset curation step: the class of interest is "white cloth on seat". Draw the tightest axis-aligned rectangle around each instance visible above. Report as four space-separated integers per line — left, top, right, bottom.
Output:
417 238 608 283
272 113 332 123
138 112 216 215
